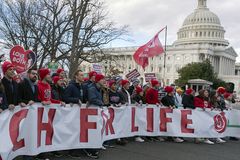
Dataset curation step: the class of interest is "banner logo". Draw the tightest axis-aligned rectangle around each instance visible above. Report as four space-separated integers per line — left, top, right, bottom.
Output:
214 112 227 133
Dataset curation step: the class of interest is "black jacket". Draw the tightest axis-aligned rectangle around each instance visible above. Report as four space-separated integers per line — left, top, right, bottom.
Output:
18 78 39 104
63 80 87 104
161 95 175 107
119 89 131 104
0 91 8 110
88 83 104 106
52 85 65 101
2 77 19 105
109 90 121 105
132 94 145 104
182 94 195 109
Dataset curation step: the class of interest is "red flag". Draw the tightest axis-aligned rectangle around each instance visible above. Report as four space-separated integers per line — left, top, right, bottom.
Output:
133 27 165 69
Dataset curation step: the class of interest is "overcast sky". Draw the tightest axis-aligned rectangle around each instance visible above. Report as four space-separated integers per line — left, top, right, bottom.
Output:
105 0 240 61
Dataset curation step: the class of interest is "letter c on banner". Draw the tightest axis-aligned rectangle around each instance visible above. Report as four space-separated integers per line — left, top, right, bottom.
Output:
9 109 29 151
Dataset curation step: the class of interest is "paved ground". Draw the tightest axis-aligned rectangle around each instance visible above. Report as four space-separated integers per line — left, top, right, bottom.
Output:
47 138 240 160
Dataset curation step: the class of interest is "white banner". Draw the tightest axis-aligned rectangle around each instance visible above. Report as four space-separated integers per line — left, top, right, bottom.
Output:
0 104 240 160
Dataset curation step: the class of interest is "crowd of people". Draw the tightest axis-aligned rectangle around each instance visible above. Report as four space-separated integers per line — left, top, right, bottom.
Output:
0 61 239 159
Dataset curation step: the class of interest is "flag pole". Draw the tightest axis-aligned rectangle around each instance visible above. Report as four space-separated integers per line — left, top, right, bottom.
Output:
163 25 167 87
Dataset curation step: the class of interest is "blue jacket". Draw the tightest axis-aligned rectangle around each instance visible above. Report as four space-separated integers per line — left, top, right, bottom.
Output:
63 80 87 104
88 83 103 106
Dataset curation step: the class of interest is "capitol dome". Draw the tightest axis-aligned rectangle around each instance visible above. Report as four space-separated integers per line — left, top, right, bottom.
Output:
174 0 229 46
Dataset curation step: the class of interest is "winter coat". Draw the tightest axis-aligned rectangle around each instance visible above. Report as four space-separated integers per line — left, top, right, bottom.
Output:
109 90 121 105
37 80 61 104
88 83 104 106
132 94 145 104
161 95 175 107
1 77 19 105
51 85 65 101
18 78 39 104
63 80 87 104
119 89 131 104
0 91 8 110
194 96 211 109
145 88 159 104
182 94 195 109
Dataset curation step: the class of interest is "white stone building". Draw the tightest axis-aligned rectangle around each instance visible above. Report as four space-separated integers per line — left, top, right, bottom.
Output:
82 0 240 93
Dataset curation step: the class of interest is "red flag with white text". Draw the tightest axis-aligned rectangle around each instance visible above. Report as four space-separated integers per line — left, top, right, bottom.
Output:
133 27 165 69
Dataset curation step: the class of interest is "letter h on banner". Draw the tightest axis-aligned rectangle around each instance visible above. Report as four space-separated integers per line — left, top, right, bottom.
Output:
37 108 56 147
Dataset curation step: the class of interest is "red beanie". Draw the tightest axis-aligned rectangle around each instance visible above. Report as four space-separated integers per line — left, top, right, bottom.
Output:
2 61 14 75
136 86 143 94
39 68 50 80
56 68 64 74
89 71 97 79
121 80 130 86
224 92 232 99
95 74 105 83
84 77 89 82
186 88 194 95
151 79 159 87
217 87 226 94
53 76 62 84
108 80 116 87
165 86 174 93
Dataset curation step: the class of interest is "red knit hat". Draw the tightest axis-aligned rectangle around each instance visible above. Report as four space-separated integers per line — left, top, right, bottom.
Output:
165 86 174 93
84 77 89 82
224 92 232 99
39 68 50 80
56 68 64 74
89 71 97 79
108 80 116 87
217 87 226 94
95 74 105 83
186 88 194 95
151 79 159 87
136 86 143 94
1 61 14 75
121 80 130 86
53 76 63 84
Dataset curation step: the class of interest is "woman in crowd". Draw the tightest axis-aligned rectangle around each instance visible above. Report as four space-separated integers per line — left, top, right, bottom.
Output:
194 89 215 144
182 88 195 109
109 80 122 106
132 86 145 104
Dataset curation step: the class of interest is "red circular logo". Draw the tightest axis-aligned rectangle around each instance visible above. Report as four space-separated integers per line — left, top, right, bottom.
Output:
214 112 227 133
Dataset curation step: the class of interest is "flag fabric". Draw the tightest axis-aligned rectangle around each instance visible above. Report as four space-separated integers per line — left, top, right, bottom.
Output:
133 27 165 69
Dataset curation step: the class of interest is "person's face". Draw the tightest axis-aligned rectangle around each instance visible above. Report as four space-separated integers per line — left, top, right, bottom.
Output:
59 71 66 78
139 92 144 96
45 74 52 83
124 83 130 90
28 70 38 82
99 79 106 87
57 79 64 87
91 76 96 82
76 71 84 82
204 90 209 97
6 67 16 79
111 83 116 91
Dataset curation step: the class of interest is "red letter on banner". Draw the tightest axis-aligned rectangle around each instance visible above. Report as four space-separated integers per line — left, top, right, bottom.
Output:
105 108 115 135
160 108 173 132
80 108 98 142
9 109 28 151
131 107 139 132
146 108 154 132
37 108 56 147
181 110 194 133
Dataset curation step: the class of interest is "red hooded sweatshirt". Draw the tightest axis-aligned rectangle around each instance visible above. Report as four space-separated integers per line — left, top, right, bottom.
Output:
146 88 159 104
37 80 61 104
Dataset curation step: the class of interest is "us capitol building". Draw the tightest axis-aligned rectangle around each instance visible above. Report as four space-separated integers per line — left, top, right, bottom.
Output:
82 0 240 93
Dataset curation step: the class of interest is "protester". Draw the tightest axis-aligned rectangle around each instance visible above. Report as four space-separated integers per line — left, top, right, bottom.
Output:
1 61 18 110
128 78 140 95
174 87 183 108
51 76 65 101
194 89 215 144
216 87 227 111
145 79 160 104
109 80 121 106
85 71 97 86
182 88 195 109
132 86 145 104
63 69 87 104
18 67 39 105
0 79 7 113
37 68 63 105
119 80 131 105
56 68 65 78
161 86 175 108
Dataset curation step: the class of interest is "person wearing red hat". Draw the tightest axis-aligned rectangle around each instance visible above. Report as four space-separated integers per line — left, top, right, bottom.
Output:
145 79 160 104
132 86 145 104
51 76 65 101
56 68 65 78
37 68 63 105
86 71 97 85
1 61 18 110
161 86 175 108
119 79 131 104
182 88 196 109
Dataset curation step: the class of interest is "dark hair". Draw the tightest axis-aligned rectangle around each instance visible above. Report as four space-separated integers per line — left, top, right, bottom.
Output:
73 69 83 79
27 67 38 73
0 81 5 93
209 90 217 105
198 89 209 101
